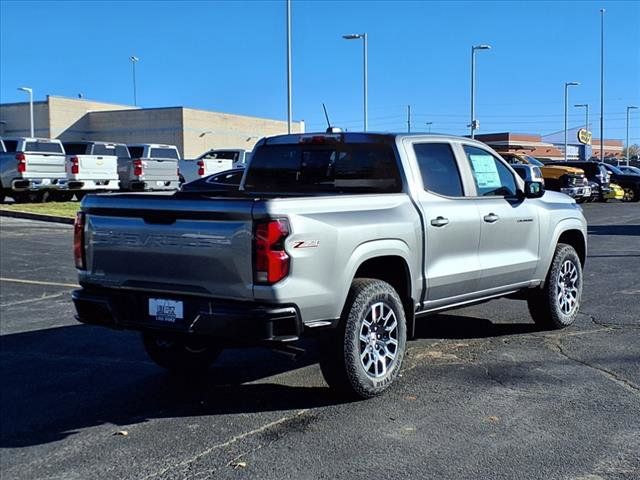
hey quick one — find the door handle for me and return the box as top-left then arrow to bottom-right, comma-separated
483,213 -> 499,223
430,216 -> 450,227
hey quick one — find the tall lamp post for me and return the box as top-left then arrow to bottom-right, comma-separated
342,33 -> 368,131
599,8 -> 605,162
574,104 -> 589,132
130,56 -> 139,106
564,82 -> 580,161
470,44 -> 491,138
17,87 -> 34,137
286,0 -> 292,134
626,106 -> 638,166
425,121 -> 433,133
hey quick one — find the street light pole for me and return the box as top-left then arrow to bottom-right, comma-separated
574,103 -> 589,132
130,56 -> 139,106
426,122 -> 433,133
626,106 -> 638,167
600,8 -> 605,162
17,87 -> 34,137
470,44 -> 491,139
286,0 -> 292,134
342,33 -> 368,131
564,82 -> 580,161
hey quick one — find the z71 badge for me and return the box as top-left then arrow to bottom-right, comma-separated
293,240 -> 320,249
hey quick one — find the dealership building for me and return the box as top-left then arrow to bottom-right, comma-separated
0,96 -> 304,158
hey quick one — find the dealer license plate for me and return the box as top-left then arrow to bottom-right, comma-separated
148,298 -> 183,323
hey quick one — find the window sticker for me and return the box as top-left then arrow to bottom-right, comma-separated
469,154 -> 501,188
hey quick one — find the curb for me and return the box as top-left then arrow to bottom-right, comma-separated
0,209 -> 74,225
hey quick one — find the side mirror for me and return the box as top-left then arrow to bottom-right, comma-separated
523,181 -> 545,199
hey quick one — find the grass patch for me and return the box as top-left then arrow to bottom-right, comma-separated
0,202 -> 80,218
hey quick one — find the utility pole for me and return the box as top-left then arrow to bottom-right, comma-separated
600,8 -> 605,162
407,105 -> 411,133
627,106 -> 638,167
130,56 -> 139,106
286,0 -> 292,134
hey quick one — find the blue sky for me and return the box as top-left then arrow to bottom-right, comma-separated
1,0 -> 639,140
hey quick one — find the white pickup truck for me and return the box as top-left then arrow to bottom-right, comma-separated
178,149 -> 251,185
0,137 -> 67,202
119,144 -> 180,191
62,141 -> 127,199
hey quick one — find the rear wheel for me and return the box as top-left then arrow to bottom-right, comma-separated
622,186 -> 638,202
527,243 -> 582,329
142,332 -> 222,374
319,279 -> 407,398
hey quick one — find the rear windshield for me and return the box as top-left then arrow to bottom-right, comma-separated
127,146 -> 144,158
150,148 -> 179,160
92,144 -> 130,157
202,151 -> 239,161
63,143 -> 91,155
25,141 -> 63,154
3,140 -> 18,152
244,142 -> 402,194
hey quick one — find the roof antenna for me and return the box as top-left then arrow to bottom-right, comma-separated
323,103 -> 342,133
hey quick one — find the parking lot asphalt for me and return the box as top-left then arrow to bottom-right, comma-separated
1,203 -> 639,480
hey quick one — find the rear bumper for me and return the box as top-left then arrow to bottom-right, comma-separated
72,287 -> 303,344
11,177 -> 66,191
67,179 -> 119,191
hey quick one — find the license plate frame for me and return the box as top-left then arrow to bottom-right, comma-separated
148,298 -> 184,323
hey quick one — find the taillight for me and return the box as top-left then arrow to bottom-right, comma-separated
16,152 -> 26,173
254,219 -> 290,284
133,159 -> 143,177
197,160 -> 205,176
73,212 -> 86,270
70,156 -> 80,175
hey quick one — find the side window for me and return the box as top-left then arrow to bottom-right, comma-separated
463,145 -> 517,197
413,143 -> 464,197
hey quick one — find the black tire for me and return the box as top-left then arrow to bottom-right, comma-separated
575,197 -> 586,204
142,332 -> 222,374
12,190 -> 48,203
319,278 -> 407,399
52,191 -> 73,202
527,243 -> 582,330
621,186 -> 639,202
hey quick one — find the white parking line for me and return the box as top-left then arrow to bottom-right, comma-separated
0,292 -> 66,308
0,277 -> 79,288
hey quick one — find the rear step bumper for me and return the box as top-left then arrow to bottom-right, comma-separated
72,288 -> 303,343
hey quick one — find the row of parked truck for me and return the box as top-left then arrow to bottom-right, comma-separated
0,136 -> 251,202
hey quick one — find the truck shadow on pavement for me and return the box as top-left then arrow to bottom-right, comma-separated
1,313 -> 540,448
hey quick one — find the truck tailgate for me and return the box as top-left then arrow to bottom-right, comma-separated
25,153 -> 66,179
144,159 -> 179,182
74,155 -> 118,179
82,195 -> 255,300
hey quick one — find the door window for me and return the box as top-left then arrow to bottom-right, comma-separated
463,145 -> 517,197
413,143 -> 464,197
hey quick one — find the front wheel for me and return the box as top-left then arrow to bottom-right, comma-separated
319,279 -> 407,399
142,332 -> 222,374
527,243 -> 583,329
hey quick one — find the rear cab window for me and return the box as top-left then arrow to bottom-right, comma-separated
463,145 -> 517,197
127,146 -> 144,159
25,141 -> 64,154
63,143 -> 91,155
244,140 -> 401,194
150,148 -> 179,160
413,142 -> 464,197
3,140 -> 18,152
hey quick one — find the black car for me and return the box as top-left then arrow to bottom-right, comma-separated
544,161 -> 611,201
180,167 -> 244,193
600,163 -> 640,202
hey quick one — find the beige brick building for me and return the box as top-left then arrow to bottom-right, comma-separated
0,96 -> 304,158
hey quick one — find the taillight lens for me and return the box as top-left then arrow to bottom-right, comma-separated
254,219 -> 290,284
74,212 -> 86,270
197,160 -> 205,176
70,156 -> 79,174
133,159 -> 143,177
16,152 -> 26,173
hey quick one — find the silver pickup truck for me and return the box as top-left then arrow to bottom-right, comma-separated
0,137 -> 67,202
72,132 -> 587,398
119,144 -> 180,191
